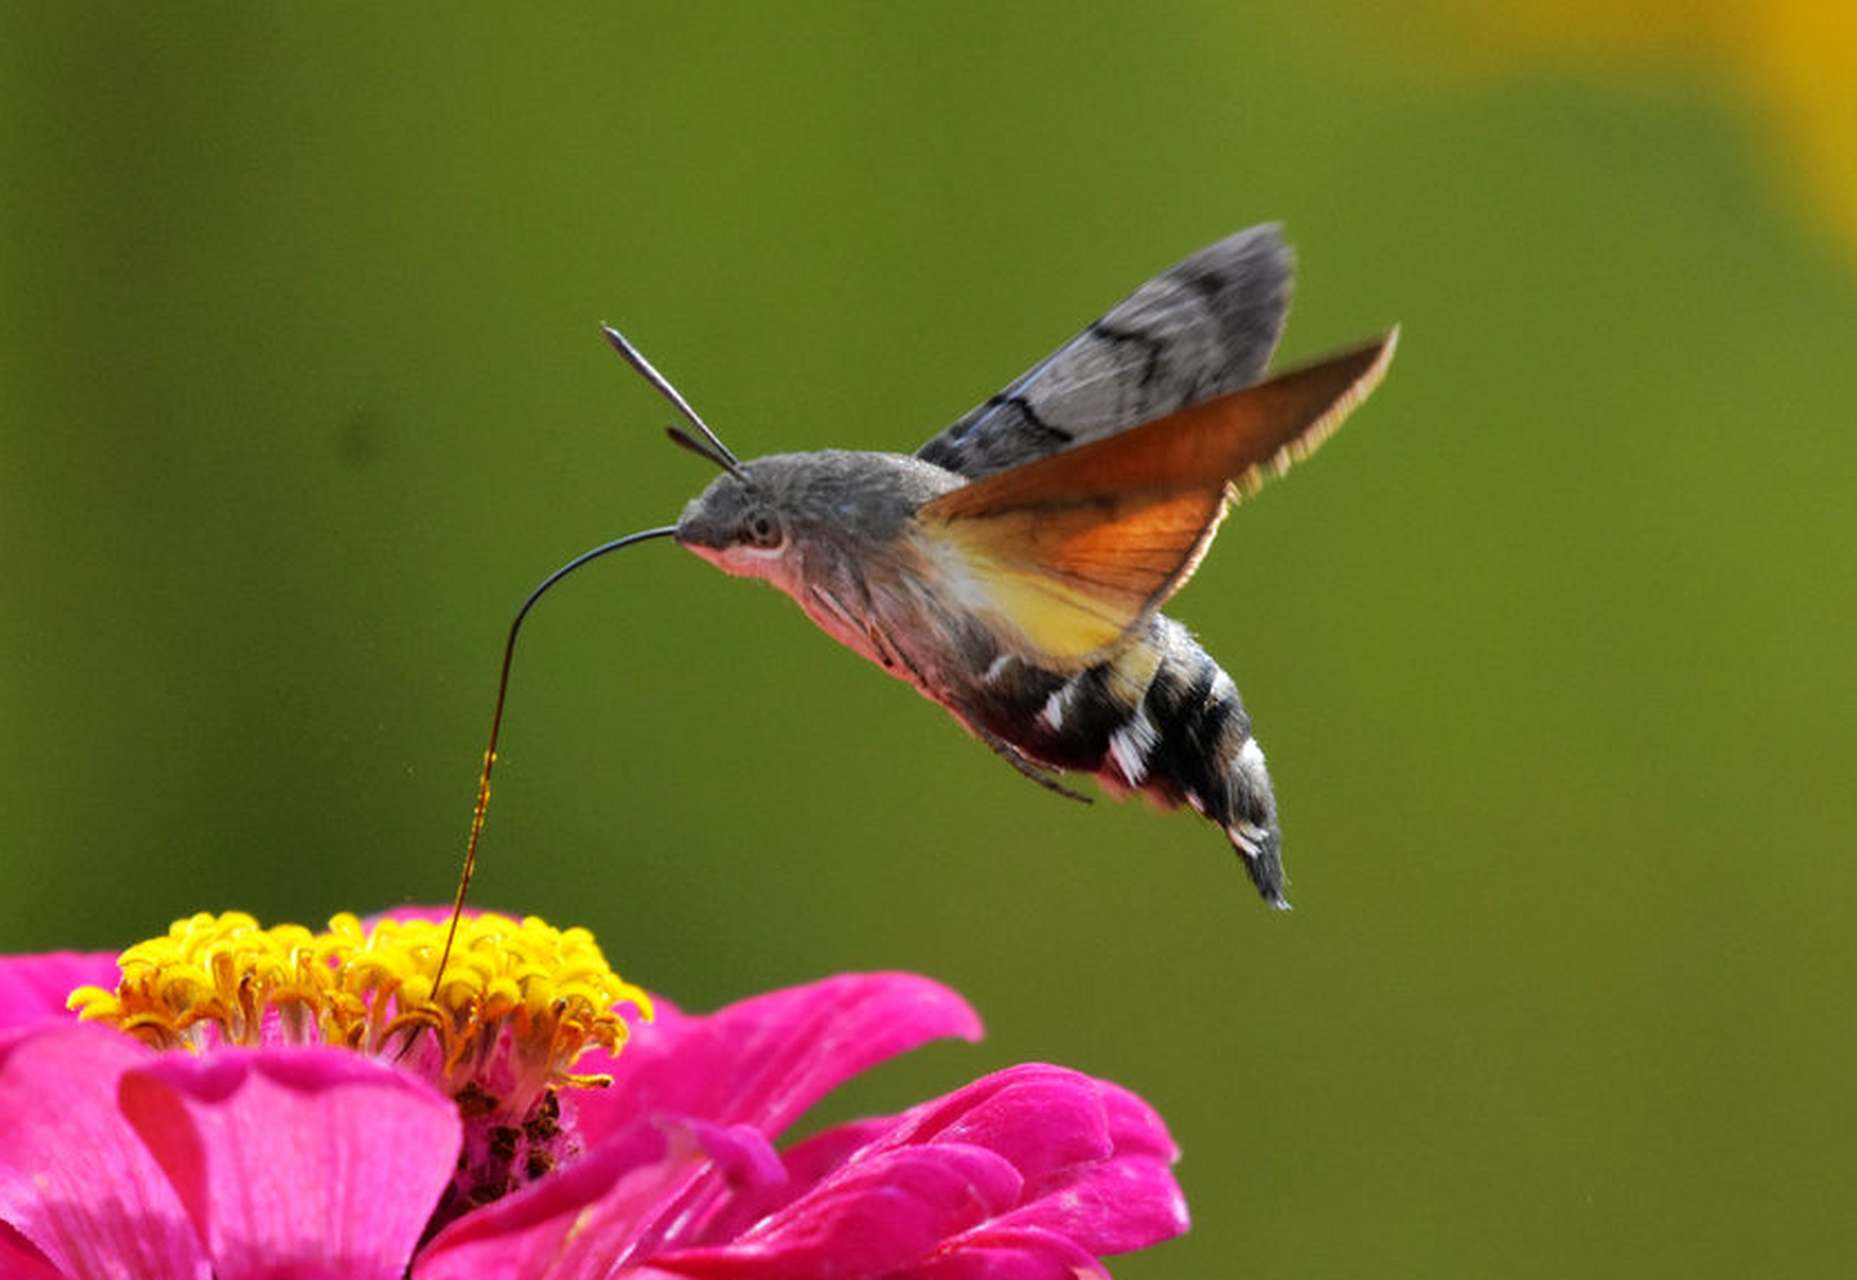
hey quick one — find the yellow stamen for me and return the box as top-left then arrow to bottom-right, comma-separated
68,910 -> 652,1093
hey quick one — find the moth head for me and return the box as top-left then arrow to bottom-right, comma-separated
674,459 -> 791,576
675,450 -> 952,586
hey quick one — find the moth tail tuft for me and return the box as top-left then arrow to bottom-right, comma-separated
1227,817 -> 1288,908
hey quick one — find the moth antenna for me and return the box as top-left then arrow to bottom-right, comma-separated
600,324 -> 747,476
433,524 -> 680,992
665,424 -> 750,480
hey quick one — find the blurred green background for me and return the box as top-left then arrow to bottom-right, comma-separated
4,4 -> 1854,1277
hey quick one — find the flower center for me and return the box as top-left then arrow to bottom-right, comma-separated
69,910 -> 652,1229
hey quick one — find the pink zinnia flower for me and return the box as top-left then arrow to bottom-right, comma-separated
0,910 -> 1188,1279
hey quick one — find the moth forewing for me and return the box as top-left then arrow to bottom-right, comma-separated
917,225 -> 1296,479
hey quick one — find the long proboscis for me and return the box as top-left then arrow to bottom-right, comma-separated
433,524 -> 679,990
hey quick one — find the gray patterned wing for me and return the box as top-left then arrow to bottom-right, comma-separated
917,224 -> 1294,479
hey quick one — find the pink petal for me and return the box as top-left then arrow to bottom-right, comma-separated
0,952 -> 121,1031
981,1151 -> 1188,1257
362,904 -> 454,924
893,1068 -> 1187,1258
0,1023 -> 205,1280
696,1115 -> 895,1240
690,1105 -> 992,1251
414,1123 -> 710,1280
0,1223 -> 66,1280
590,1118 -> 792,1262
1094,1079 -> 1179,1163
887,1065 -> 1118,1178
425,973 -> 979,1271
659,1144 -> 1024,1280
678,1119 -> 788,1202
911,1224 -> 1106,1280
360,904 -> 490,927
673,1065 -> 1187,1280
118,1047 -> 460,1280
574,973 -> 982,1148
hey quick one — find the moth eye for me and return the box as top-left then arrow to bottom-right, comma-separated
743,511 -> 783,548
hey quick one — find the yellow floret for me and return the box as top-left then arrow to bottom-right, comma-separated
68,910 -> 652,1093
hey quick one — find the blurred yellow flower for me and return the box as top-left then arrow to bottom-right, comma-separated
1437,0 -> 1857,266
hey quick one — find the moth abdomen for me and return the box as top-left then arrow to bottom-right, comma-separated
1137,622 -> 1285,906
962,617 -> 1286,906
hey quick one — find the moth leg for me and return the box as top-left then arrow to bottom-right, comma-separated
970,723 -> 1093,804
867,623 -> 917,680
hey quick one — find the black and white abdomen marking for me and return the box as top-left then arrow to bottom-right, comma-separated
961,616 -> 1287,906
